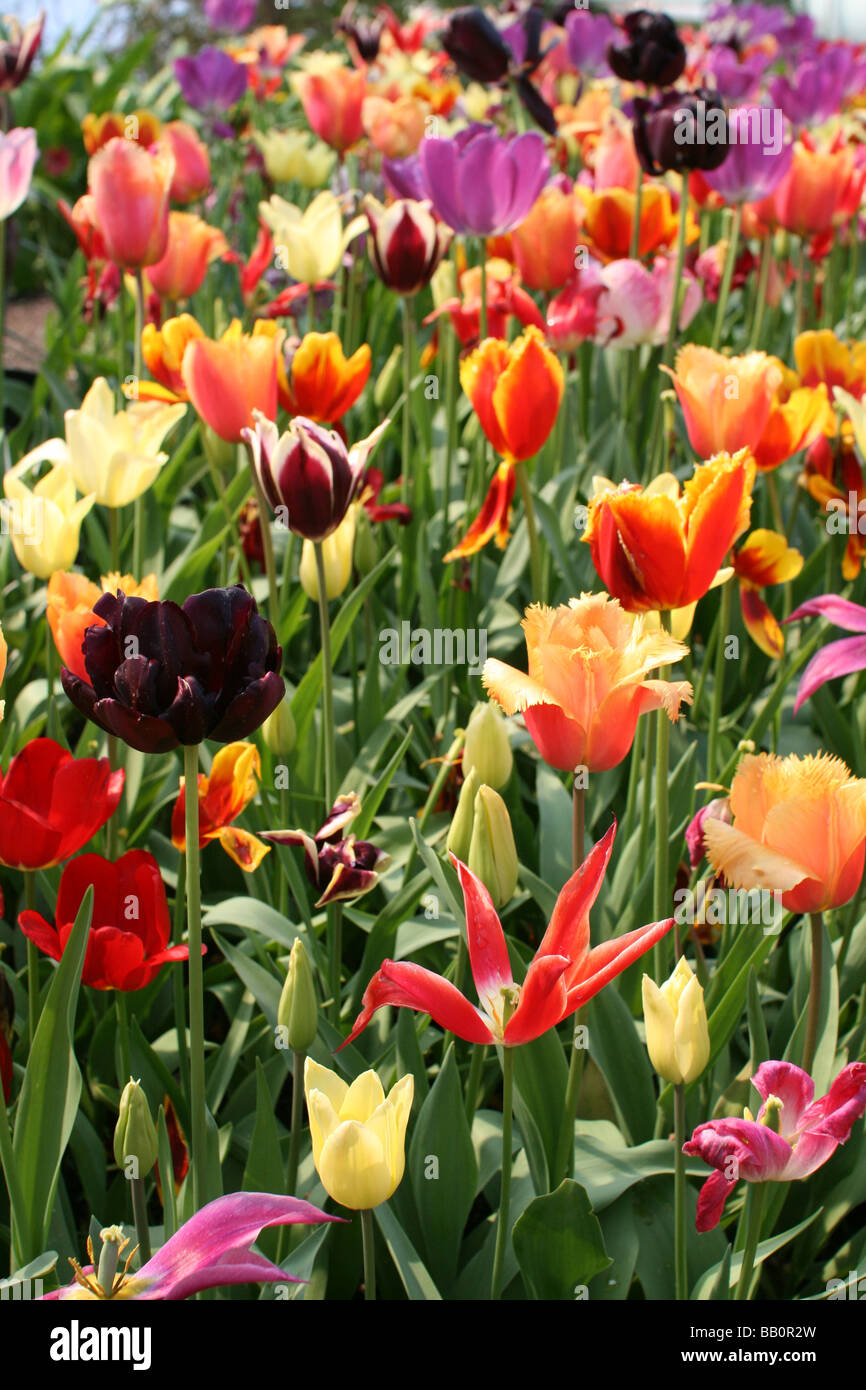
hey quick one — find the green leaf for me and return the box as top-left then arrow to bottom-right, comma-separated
747,965 -> 769,1074
156,1106 -> 178,1241
212,931 -> 282,1028
408,1044 -> 477,1293
586,987 -> 656,1145
513,1180 -> 611,1299
374,1200 -> 442,1300
692,1210 -> 822,1299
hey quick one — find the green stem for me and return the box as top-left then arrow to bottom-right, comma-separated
653,613 -> 672,980
314,541 -> 336,811
553,1019 -> 585,1186
183,743 -> 207,1211
285,1050 -> 305,1196
24,873 -> 38,1047
464,1042 -> 486,1121
652,184 -> 690,471
514,461 -> 543,600
802,912 -> 824,1076
490,1045 -> 515,1300
361,1207 -> 376,1300
572,776 -> 585,872
734,1182 -> 766,1300
249,446 -> 280,632
711,204 -> 742,353
674,1083 -> 688,1300
749,236 -> 772,350
307,284 -> 316,335
172,853 -> 190,1096
401,297 -> 414,513
116,992 -> 131,1089
706,579 -> 733,782
130,1176 -> 152,1265
628,166 -> 643,261
403,730 -> 465,885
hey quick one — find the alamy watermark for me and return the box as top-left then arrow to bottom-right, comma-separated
674,101 -> 784,158
674,884 -> 784,935
379,622 -> 488,676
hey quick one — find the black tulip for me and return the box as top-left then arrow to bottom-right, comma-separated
607,9 -> 686,88
631,88 -> 729,176
442,6 -> 512,84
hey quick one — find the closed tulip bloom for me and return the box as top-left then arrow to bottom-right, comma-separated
0,126 -> 38,220
292,63 -> 366,154
259,190 -> 366,283
511,184 -> 580,293
62,377 -> 186,507
361,94 -> 425,159
483,594 -> 691,773
47,570 -> 159,682
0,13 -> 44,92
171,740 -> 269,872
161,120 -> 210,203
299,506 -> 357,601
412,124 -> 550,236
441,6 -> 511,83
60,585 -> 284,755
703,105 -> 793,205
461,325 -> 564,462
252,128 -> 335,187
278,939 -> 318,1053
140,313 -> 205,401
2,455 -> 94,579
183,322 -> 279,442
146,213 -> 228,302
363,196 -> 452,296
584,451 -> 755,612
467,785 -> 519,910
752,141 -> 865,238
642,957 -> 710,1086
662,346 -> 783,459
632,89 -> 729,177
462,701 -> 513,790
114,1079 -> 159,1178
305,1060 -> 413,1210
0,737 -> 123,870
275,331 -> 371,421
607,9 -> 686,87
81,110 -> 162,155
703,751 -> 866,916
88,137 -> 175,269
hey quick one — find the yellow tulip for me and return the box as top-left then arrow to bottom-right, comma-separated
299,505 -> 357,601
260,190 -> 367,284
2,456 -> 95,580
63,377 -> 187,507
305,1059 -> 413,1210
641,957 -> 710,1086
252,129 -> 335,188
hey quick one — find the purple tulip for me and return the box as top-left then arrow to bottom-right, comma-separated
701,44 -> 768,102
262,792 -> 391,907
42,1192 -> 340,1300
204,0 -> 257,31
786,595 -> 866,714
703,105 -> 792,204
565,9 -> 615,78
174,46 -> 248,112
769,46 -> 862,127
706,3 -> 814,54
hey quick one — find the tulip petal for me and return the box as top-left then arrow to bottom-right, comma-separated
535,821 -> 616,967
702,819 -> 809,894
342,959 -> 494,1048
452,855 -> 513,1018
504,952 -> 570,1045
568,914 -> 675,1010
694,1170 -> 736,1232
751,1060 -> 813,1139
791,634 -> 866,713
787,594 -> 866,633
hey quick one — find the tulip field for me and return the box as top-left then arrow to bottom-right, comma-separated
3,0 -> 866,1336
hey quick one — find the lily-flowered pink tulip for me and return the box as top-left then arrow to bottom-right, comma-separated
786,594 -> 866,714
343,822 -> 673,1048
42,1192 -> 339,1300
684,1060 -> 866,1232
0,126 -> 37,220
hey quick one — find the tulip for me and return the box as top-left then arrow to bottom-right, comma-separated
278,939 -> 318,1053
703,105 -> 793,205
632,88 -> 729,177
47,570 -> 158,683
114,1079 -> 159,1178
446,765 -> 480,862
88,137 -> 174,269
444,459 -> 516,560
138,312 -> 204,402
146,212 -> 227,302
183,321 -> 279,442
346,822 -> 674,1048
511,184 -> 580,293
565,8 -> 615,77
363,196 -> 452,296
751,140 -> 865,239
584,450 -> 755,612
685,796 -> 733,871
642,957 -> 710,1086
0,126 -> 37,220
174,47 -> 248,113
58,192 -> 107,263
425,259 -> 545,350
259,189 -> 367,284
684,1060 -> 866,1231
462,701 -> 513,790
243,411 -> 387,543
43,1192 -> 339,1300
204,0 -> 257,33
171,741 -> 269,872
60,376 -> 186,506
460,325 -> 564,463
0,12 -> 44,91
361,94 -> 425,160
262,793 -> 390,908
442,7 -> 511,83
81,109 -> 162,154
733,528 -> 803,659
607,9 -> 686,87
305,1059 -> 413,1210
702,751 -> 866,915
274,331 -> 371,421
299,505 -> 357,601
161,121 -> 211,203
769,46 -> 858,127
575,181 -> 697,263
292,62 -> 366,154
261,691 -> 296,756
662,346 -> 782,460
483,594 -> 692,773
60,585 -> 284,755
252,128 -> 335,187
468,785 -> 518,910
787,593 -> 866,715
0,737 -> 123,870
19,849 -> 197,990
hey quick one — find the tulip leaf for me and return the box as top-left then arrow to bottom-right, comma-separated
156,1106 -> 178,1241
511,1006 -> 568,1180
513,1180 -> 611,1300
11,885 -> 93,1266
785,918 -> 838,1096
242,1062 -> 287,1261
512,1088 -> 550,1197
585,986 -> 656,1146
212,930 -> 282,1029
591,1193 -> 639,1301
536,763 -> 572,894
408,1044 -> 477,1293
691,1209 -> 822,1299
747,965 -> 769,1074
374,1200 -> 442,1300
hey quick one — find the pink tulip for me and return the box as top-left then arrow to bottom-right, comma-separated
162,119 -> 211,203
88,136 -> 175,269
786,594 -> 866,713
0,126 -> 37,221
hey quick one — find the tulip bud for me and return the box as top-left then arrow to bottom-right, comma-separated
113,1078 -> 159,1179
261,691 -> 296,756
462,702 -> 513,790
607,10 -> 686,87
442,6 -> 512,84
641,957 -> 710,1086
447,764 -> 480,861
353,504 -> 379,576
374,342 -> 403,412
468,785 -> 519,910
299,506 -> 357,600
632,88 -> 728,177
278,938 -> 318,1052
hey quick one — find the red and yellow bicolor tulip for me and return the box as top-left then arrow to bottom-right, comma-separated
483,593 -> 692,773
139,314 -> 203,402
137,318 -> 281,441
82,109 -> 161,154
253,327 -> 370,423
732,529 -> 803,659
171,741 -> 269,872
291,61 -> 367,155
510,184 -> 581,292
584,450 -> 755,612
47,570 -> 159,683
799,420 -> 866,581
575,181 -> 698,263
794,329 -> 866,409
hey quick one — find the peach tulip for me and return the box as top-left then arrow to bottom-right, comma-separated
161,121 -> 211,203
511,184 -> 580,292
293,63 -> 366,154
183,320 -> 280,442
147,212 -> 228,301
88,137 -> 174,269
662,346 -> 783,459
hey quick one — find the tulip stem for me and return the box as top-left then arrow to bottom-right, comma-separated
490,1045 -> 515,1300
130,1176 -> 152,1266
628,167 -> 643,261
479,243 -> 488,343
734,1181 -> 765,1300
673,1082 -> 688,1300
132,269 -> 145,579
24,872 -> 39,1047
183,743 -> 207,1212
554,1019 -> 585,1187
711,204 -> 741,353
285,1050 -> 305,1198
653,614 -> 672,980
623,715 -> 644,847
464,1042 -> 486,1121
172,852 -> 190,1096
514,461 -> 543,600
571,778 -> 585,872
313,541 -> 337,811
706,578 -> 733,782
802,912 -> 824,1076
749,237 -> 773,350
116,991 -> 131,1090
361,1207 -> 376,1300
249,449 -> 280,635
652,181 -> 691,472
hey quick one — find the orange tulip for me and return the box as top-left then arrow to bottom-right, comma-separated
751,140 -> 866,238
444,461 -> 515,561
293,64 -> 366,154
584,450 -> 756,612
510,185 -> 580,292
183,320 -> 280,442
260,329 -> 371,422
82,110 -> 161,155
171,741 -> 269,872
799,424 -> 866,581
575,182 -> 698,263
139,313 -> 204,402
794,330 -> 866,400
161,120 -> 211,203
361,94 -> 425,158
460,325 -> 564,463
88,137 -> 174,269
483,594 -> 692,773
732,529 -> 804,659
147,213 -> 228,302
47,570 -> 159,683
703,752 -> 866,915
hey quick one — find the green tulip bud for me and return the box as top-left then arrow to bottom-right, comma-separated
113,1078 -> 158,1180
278,938 -> 318,1052
262,693 -> 296,756
353,503 -> 379,576
463,702 -> 513,790
446,764 -> 480,862
374,343 -> 403,412
468,785 -> 519,909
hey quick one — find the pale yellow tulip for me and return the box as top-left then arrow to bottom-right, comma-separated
305,1059 -> 413,1210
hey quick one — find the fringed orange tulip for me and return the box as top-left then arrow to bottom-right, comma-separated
262,329 -> 371,422
732,529 -> 804,659
147,212 -> 228,302
182,321 -> 280,443
47,570 -> 159,683
459,326 -> 564,463
575,182 -> 698,263
510,185 -> 580,292
171,741 -> 269,872
703,752 -> 866,915
584,450 -> 755,612
444,462 -> 515,561
483,593 -> 692,773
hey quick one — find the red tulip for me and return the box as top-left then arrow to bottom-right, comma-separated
0,738 -> 123,871
88,137 -> 174,270
19,850 -> 199,991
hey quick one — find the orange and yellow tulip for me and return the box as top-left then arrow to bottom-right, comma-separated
139,313 -> 204,402
182,321 -> 280,443
361,93 -> 425,158
171,741 -> 269,872
257,328 -> 370,423
510,184 -> 580,292
732,529 -> 803,659
459,325 -> 564,463
147,213 -> 228,302
663,346 -> 782,459
794,329 -> 866,403
575,182 -> 697,263
82,109 -> 161,154
47,570 -> 159,683
483,593 -> 692,773
751,140 -> 866,239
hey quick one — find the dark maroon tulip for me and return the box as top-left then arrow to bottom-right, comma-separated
607,9 -> 686,88
0,12 -> 44,91
363,195 -> 452,296
442,6 -> 512,84
60,586 -> 284,755
243,412 -> 388,543
632,88 -> 729,176
336,3 -> 383,63
262,793 -> 390,907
